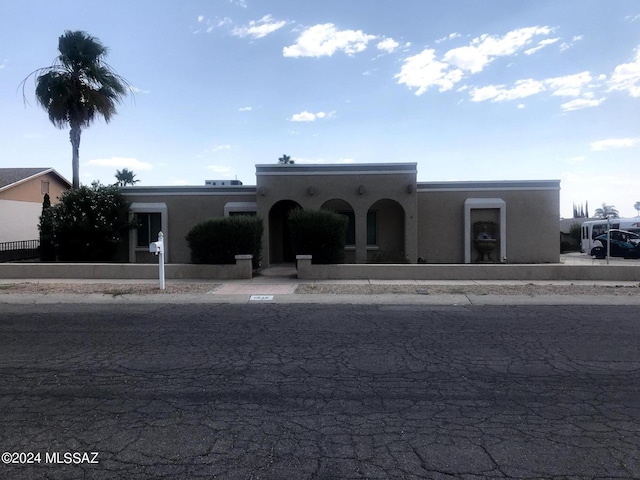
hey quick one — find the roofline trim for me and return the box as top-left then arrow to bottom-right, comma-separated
0,168 -> 71,193
417,180 -> 560,192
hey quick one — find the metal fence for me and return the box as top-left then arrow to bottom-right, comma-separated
0,240 -> 40,262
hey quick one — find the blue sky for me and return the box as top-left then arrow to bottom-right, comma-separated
1,0 -> 639,218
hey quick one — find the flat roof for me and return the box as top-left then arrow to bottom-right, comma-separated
121,185 -> 257,196
256,163 -> 417,175
417,180 -> 560,192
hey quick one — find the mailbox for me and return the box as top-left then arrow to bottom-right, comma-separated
149,241 -> 162,255
149,232 -> 165,290
149,232 -> 164,255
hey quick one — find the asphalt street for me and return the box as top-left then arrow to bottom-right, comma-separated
1,303 -> 639,479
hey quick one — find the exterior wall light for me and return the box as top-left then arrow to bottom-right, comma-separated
358,185 -> 365,195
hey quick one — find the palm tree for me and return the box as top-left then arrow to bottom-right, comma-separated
115,168 -> 139,187
25,31 -> 130,188
634,201 -> 640,217
278,154 -> 294,164
593,203 -> 619,218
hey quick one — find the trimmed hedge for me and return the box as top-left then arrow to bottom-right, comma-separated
186,216 -> 263,269
288,209 -> 347,264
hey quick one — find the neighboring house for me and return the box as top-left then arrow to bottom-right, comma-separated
121,163 -> 560,265
0,168 -> 71,243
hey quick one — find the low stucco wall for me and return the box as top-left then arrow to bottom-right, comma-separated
0,256 -> 253,280
296,257 -> 640,281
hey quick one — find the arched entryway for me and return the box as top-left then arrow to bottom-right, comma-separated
321,198 -> 355,263
367,199 -> 406,263
269,200 -> 302,264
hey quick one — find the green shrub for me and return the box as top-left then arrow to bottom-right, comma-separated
44,183 -> 133,261
186,216 -> 263,269
288,209 -> 347,264
39,193 -> 56,261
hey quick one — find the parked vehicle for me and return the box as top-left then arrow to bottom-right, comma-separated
590,229 -> 640,259
581,218 -> 640,253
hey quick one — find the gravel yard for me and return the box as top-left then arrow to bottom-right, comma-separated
295,283 -> 640,296
0,282 -> 219,295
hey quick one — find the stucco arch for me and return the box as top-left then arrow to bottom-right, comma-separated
367,199 -> 406,263
268,199 -> 302,264
321,198 -> 356,263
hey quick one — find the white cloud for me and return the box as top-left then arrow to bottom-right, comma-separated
560,97 -> 604,112
443,26 -> 551,73
129,85 -> 151,94
228,0 -> 246,7
397,26 -> 552,95
395,49 -> 463,95
377,37 -> 400,53
232,14 -> 286,39
590,138 -> 640,151
87,157 -> 153,171
283,24 -> 376,58
212,144 -> 231,151
546,71 -> 592,96
194,16 -> 232,34
470,71 -> 600,108
470,79 -> 545,102
608,46 -> 640,97
524,38 -> 560,55
435,33 -> 461,44
290,110 -> 335,122
238,106 -> 252,112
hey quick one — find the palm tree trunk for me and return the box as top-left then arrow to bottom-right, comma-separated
69,125 -> 81,188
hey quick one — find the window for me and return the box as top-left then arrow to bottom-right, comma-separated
229,211 -> 256,217
41,180 -> 50,194
136,212 -> 162,247
338,211 -> 355,246
367,211 -> 377,245
224,202 -> 257,217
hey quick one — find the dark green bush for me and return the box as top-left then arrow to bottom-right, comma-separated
43,183 -> 133,261
186,216 -> 263,269
288,209 -> 347,264
39,193 -> 56,261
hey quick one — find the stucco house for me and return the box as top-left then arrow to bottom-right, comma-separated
121,163 -> 560,266
0,168 -> 70,244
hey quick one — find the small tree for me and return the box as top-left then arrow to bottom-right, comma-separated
594,203 -> 619,218
39,193 -> 56,261
278,154 -> 294,164
115,168 -> 139,186
288,209 -> 347,264
635,201 -> 640,217
48,182 -> 134,261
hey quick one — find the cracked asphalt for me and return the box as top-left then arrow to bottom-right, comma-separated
1,303 -> 639,479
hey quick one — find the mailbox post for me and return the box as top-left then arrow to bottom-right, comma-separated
149,231 -> 165,290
